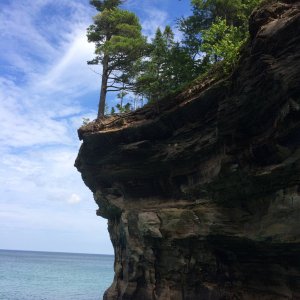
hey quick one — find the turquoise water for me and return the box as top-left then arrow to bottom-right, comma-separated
0,249 -> 114,300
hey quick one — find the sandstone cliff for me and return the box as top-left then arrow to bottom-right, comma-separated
75,1 -> 300,299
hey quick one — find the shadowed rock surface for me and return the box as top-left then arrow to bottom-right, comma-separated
75,1 -> 300,299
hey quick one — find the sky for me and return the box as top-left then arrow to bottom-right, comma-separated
0,0 -> 191,255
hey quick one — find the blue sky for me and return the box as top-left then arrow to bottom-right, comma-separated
0,0 -> 191,254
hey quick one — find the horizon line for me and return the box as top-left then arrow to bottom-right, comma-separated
0,248 -> 114,256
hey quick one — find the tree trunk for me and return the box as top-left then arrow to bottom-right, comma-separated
98,54 -> 109,118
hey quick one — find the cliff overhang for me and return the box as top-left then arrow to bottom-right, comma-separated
76,1 -> 300,299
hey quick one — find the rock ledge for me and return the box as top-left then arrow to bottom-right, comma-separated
76,2 -> 300,299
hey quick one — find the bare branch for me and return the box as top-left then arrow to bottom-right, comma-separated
87,66 -> 102,76
107,88 -> 122,92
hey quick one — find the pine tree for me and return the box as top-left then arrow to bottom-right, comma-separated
135,26 -> 196,102
87,0 -> 146,118
178,0 -> 261,66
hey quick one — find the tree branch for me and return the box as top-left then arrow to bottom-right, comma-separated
88,66 -> 102,76
107,88 -> 123,92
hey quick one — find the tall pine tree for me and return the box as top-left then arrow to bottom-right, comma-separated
87,0 -> 146,118
135,26 -> 196,102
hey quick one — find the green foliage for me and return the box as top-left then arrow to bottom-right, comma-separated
87,8 -> 146,67
116,102 -> 131,113
135,26 -> 196,102
110,91 -> 133,114
178,0 -> 261,75
201,18 -> 247,72
87,1 -> 146,117
116,90 -> 128,110
117,91 -> 128,99
191,0 -> 260,27
89,0 -> 123,11
82,117 -> 90,125
85,0 -> 264,117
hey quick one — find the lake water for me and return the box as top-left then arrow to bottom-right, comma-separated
0,249 -> 114,300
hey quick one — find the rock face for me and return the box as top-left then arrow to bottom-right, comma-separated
75,2 -> 300,299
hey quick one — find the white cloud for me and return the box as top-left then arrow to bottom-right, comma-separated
37,29 -> 100,95
0,0 -> 100,148
141,8 -> 169,40
68,193 -> 81,204
124,1 -> 183,42
0,1 -> 59,73
0,0 -> 110,253
0,0 -> 189,254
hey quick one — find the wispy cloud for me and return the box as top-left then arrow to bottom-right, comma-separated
0,0 -> 191,254
0,0 -> 111,253
0,0 -> 101,148
124,0 -> 185,42
141,8 -> 169,39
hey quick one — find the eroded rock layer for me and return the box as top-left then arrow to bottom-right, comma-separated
75,1 -> 300,299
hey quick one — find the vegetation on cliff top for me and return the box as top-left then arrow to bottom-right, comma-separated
87,0 -> 262,118
87,0 -> 146,118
